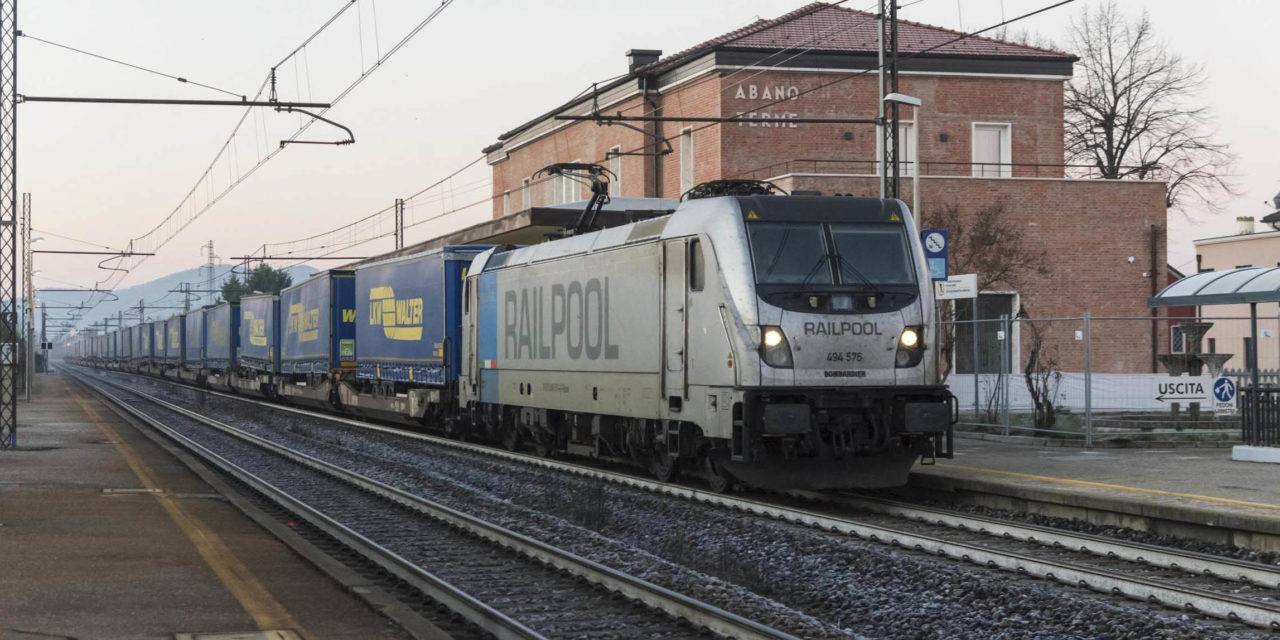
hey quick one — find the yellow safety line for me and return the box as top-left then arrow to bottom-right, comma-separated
935,463 -> 1280,512
68,380 -> 315,639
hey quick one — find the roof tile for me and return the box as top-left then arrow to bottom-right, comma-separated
637,1 -> 1073,74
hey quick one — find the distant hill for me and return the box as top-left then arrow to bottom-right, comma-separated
40,263 -> 317,338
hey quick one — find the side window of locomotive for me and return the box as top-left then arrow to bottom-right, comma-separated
463,279 -> 470,313
689,239 -> 704,292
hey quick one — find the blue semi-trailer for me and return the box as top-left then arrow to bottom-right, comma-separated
277,269 -> 356,408
336,246 -> 489,422
233,293 -> 279,397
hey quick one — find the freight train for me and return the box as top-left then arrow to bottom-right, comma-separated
66,184 -> 954,490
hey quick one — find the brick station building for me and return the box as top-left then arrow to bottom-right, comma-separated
480,2 -> 1169,374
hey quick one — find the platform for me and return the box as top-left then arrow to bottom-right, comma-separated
909,433 -> 1280,551
0,372 -> 416,640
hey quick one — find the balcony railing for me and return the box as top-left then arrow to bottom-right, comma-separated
734,158 -> 1147,181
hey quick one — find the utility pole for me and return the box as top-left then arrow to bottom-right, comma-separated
1,0 -> 18,449
394,198 -> 405,250
20,191 -> 29,400
880,0 -> 901,200
201,240 -> 216,306
39,301 -> 44,373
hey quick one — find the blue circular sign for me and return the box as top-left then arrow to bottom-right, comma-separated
1213,377 -> 1237,403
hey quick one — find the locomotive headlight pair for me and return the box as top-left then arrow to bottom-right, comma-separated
896,325 -> 925,368
759,326 -> 793,368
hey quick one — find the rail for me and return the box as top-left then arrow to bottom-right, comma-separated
76,367 -> 1280,631
72,368 -> 800,640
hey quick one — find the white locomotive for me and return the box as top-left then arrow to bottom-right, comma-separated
459,179 -> 953,490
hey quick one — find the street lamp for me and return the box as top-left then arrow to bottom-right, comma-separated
883,93 -> 923,214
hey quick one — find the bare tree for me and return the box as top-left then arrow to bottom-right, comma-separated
1018,305 -> 1064,431
1065,2 -> 1236,212
920,200 -> 1049,381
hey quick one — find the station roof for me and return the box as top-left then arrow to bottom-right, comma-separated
1149,266 -> 1280,307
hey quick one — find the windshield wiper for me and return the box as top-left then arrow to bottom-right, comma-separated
797,255 -> 833,287
834,254 -> 882,293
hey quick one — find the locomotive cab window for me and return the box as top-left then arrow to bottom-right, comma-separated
748,223 -> 832,284
829,223 -> 915,285
746,221 -> 915,287
689,239 -> 705,291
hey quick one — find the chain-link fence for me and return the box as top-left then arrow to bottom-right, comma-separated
940,314 -> 1280,445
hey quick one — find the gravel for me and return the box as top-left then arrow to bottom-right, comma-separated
104,371 -> 1269,640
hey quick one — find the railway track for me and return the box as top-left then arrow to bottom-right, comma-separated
70,368 -> 799,640
77,366 -> 1280,632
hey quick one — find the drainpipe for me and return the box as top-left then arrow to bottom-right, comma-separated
1149,223 -> 1161,373
648,90 -> 663,198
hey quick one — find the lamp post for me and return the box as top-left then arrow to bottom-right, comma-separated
883,92 -> 922,213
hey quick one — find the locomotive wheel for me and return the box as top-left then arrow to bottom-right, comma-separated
704,456 -> 735,494
444,418 -> 468,441
501,425 -> 522,452
650,448 -> 678,483
534,437 -> 555,458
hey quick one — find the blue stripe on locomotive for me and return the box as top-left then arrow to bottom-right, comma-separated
205,302 -> 238,370
183,310 -> 205,369
354,246 -> 489,385
239,294 -> 279,373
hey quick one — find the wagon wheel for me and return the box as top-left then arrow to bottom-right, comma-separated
650,446 -> 678,483
533,435 -> 556,459
704,455 -> 735,494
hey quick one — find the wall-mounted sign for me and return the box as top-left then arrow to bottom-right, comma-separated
734,84 -> 802,128
921,229 -> 948,281
935,273 -> 977,300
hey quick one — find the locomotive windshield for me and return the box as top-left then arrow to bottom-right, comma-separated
747,222 -> 916,287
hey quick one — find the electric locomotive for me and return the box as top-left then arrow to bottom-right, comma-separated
458,177 -> 953,490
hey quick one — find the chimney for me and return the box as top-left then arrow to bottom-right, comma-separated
626,49 -> 662,73
1237,216 -> 1255,235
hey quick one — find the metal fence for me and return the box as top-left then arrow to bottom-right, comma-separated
940,314 -> 1280,445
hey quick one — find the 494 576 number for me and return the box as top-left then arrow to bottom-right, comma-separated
826,351 -> 863,363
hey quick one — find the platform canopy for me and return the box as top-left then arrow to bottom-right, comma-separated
1149,266 -> 1280,308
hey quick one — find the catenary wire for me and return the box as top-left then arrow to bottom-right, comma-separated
21,33 -> 244,98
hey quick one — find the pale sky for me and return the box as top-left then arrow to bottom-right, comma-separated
20,0 -> 1280,313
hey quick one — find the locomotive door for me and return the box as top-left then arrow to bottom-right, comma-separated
662,239 -> 688,400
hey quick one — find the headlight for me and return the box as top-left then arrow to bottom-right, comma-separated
759,325 -> 793,368
763,327 -> 784,348
896,325 -> 925,369
899,327 -> 919,348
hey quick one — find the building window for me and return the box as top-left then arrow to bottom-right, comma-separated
521,177 -> 531,210
502,190 -> 511,215
954,293 -> 1016,374
680,128 -> 694,195
972,123 -> 1011,177
1171,325 -> 1188,354
895,122 -> 915,177
608,146 -> 622,197
554,159 -> 582,204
